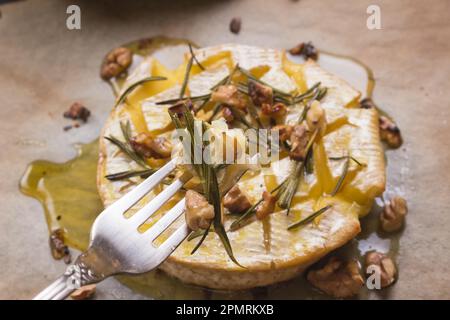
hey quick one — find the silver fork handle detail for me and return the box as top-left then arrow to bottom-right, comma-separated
34,252 -> 104,300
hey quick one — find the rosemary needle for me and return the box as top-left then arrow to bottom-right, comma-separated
287,205 -> 332,230
114,76 -> 167,107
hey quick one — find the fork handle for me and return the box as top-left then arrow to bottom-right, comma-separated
34,251 -> 105,300
33,275 -> 75,300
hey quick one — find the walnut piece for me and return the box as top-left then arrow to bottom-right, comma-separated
272,124 -> 293,142
380,196 -> 408,232
130,133 -> 172,159
307,257 -> 364,298
256,191 -> 276,220
223,185 -> 252,214
185,190 -> 214,231
261,102 -> 287,118
229,17 -> 242,34
365,251 -> 397,288
289,41 -> 318,60
221,106 -> 235,124
168,99 -> 193,117
248,80 -> 273,106
100,47 -> 133,80
70,284 -> 96,300
211,85 -> 247,111
289,124 -> 309,161
49,229 -> 71,264
306,100 -> 326,135
63,102 -> 91,122
379,115 -> 403,148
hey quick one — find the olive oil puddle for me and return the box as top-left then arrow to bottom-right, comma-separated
19,39 -> 400,299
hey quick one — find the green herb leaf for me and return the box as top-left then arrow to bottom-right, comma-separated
188,43 -> 205,70
229,180 -> 287,231
287,205 -> 332,230
104,135 -> 147,168
105,168 -> 156,181
330,155 -> 350,196
114,76 -> 167,107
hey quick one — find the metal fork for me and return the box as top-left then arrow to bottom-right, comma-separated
33,158 -> 189,300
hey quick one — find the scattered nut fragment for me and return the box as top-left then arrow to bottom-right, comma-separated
289,41 -> 318,60
100,47 -> 133,80
272,124 -> 293,142
211,85 -> 247,111
306,100 -> 327,135
261,102 -> 287,118
223,185 -> 252,214
169,99 -> 193,117
221,106 -> 235,124
380,196 -> 408,232
63,102 -> 91,122
360,97 -> 376,109
185,190 -> 215,231
229,17 -> 242,34
379,115 -> 403,148
365,251 -> 397,288
307,257 -> 364,298
70,284 -> 96,300
256,191 -> 277,220
248,80 -> 273,106
49,229 -> 71,263
289,123 -> 309,161
130,133 -> 172,159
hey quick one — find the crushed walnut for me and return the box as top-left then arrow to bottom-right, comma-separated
223,185 -> 252,214
360,97 -> 376,109
261,102 -> 287,118
229,17 -> 242,34
307,257 -> 364,298
289,123 -> 309,161
169,99 -> 193,117
306,100 -> 327,135
256,191 -> 277,220
70,284 -> 96,300
272,124 -> 293,142
130,133 -> 172,159
365,251 -> 397,288
289,41 -> 318,60
380,196 -> 408,232
63,102 -> 90,122
211,85 -> 247,111
248,80 -> 273,106
379,115 -> 403,148
221,106 -> 235,124
185,190 -> 215,231
100,47 -> 133,80
49,229 -> 71,264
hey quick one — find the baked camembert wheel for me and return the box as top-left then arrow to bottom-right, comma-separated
97,44 -> 385,290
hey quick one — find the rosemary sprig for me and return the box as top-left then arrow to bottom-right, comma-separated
179,55 -> 194,99
169,106 -> 242,266
287,205 -> 332,230
188,43 -> 205,71
156,93 -> 210,106
329,154 -> 366,196
276,129 -> 318,213
104,135 -> 147,168
229,181 -> 287,231
114,76 -> 167,107
105,168 -> 156,181
329,155 -> 365,167
238,66 -> 292,98
179,44 -> 205,99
